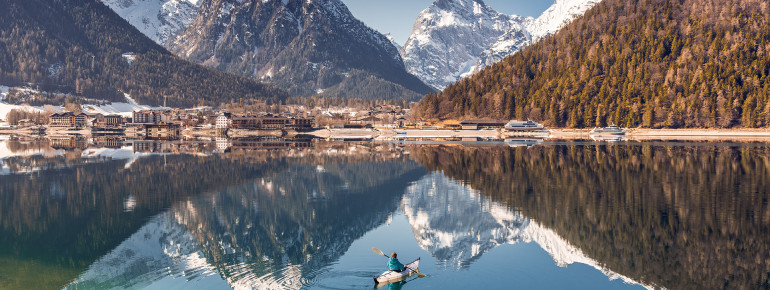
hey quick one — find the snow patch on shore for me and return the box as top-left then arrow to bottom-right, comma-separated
0,85 -> 9,99
0,103 -> 46,122
83,94 -> 167,117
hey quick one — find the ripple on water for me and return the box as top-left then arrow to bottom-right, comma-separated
210,259 -> 385,289
214,261 -> 324,289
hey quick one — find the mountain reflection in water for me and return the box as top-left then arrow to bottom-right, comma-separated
403,172 -> 645,286
0,139 -> 768,289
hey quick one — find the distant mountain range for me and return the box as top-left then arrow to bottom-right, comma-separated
401,0 -> 601,90
103,0 -> 435,101
99,0 -> 600,101
0,0 -> 604,106
0,0 -> 286,107
419,0 -> 770,129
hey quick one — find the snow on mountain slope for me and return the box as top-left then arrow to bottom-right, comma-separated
464,22 -> 530,77
402,172 -> 651,288
527,0 -> 602,42
100,0 -> 199,45
401,0 -> 528,90
406,0 -> 602,87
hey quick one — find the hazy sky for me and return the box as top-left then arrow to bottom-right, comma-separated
342,0 -> 555,45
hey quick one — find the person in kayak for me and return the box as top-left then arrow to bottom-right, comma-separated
387,252 -> 406,272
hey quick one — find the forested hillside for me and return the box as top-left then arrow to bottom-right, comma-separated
419,0 -> 770,128
0,0 -> 286,107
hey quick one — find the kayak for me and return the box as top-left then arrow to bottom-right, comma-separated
373,258 -> 420,284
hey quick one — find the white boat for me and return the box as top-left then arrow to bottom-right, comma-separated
589,124 -> 625,135
374,258 -> 420,284
505,120 -> 547,132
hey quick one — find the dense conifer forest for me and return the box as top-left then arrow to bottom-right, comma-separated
0,0 -> 286,107
419,0 -> 770,128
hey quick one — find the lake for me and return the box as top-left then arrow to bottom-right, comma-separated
0,137 -> 768,289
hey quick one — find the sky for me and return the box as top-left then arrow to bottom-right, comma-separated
342,0 -> 556,45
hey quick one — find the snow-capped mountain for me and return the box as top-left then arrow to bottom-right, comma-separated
402,172 -> 651,287
405,0 -> 602,88
100,0 -> 199,45
401,0 -> 529,90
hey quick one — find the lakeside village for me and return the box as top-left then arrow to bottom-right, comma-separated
1,103 -> 617,143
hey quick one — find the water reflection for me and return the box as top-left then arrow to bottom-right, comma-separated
0,139 -> 768,289
62,142 -> 426,289
411,143 -> 770,289
403,172 -> 646,286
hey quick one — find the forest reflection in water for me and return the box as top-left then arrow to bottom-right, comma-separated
0,138 -> 768,289
411,142 -> 770,289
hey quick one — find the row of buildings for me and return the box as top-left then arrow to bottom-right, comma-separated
49,112 -> 123,128
44,109 -> 315,139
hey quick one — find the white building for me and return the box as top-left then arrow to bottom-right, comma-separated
216,113 -> 232,130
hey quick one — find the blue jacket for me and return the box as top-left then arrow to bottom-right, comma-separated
387,257 -> 405,271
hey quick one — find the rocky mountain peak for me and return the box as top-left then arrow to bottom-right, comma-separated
401,0 -> 522,90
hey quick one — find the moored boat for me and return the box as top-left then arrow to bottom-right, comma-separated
589,124 -> 625,135
374,258 -> 420,285
504,120 -> 547,132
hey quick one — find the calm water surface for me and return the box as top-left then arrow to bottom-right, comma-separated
0,138 -> 768,289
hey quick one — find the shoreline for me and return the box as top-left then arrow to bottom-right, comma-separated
3,127 -> 770,142
303,128 -> 770,142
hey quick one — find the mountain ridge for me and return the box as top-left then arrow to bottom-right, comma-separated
0,0 -> 286,107
106,0 -> 435,100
